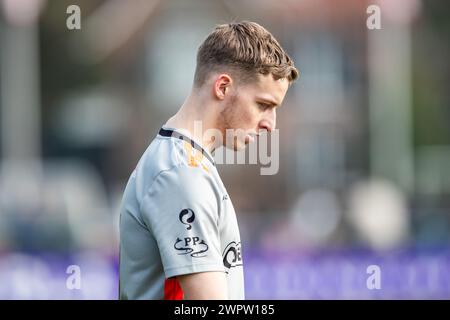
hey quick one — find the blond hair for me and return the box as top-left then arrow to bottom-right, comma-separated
194,21 -> 299,87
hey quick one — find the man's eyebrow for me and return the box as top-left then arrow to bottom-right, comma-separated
256,97 -> 280,107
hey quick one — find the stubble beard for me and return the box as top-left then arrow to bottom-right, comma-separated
219,95 -> 244,151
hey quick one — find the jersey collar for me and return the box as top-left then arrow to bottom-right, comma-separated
158,127 -> 216,166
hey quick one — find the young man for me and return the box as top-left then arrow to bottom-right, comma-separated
119,21 -> 298,300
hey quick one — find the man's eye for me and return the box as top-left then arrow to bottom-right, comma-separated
258,103 -> 270,111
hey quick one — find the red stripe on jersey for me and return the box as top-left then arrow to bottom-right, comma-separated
164,278 -> 183,300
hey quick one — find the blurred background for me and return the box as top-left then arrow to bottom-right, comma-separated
0,0 -> 449,299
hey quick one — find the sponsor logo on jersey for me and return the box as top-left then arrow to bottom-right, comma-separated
222,241 -> 243,272
174,237 -> 209,258
179,208 -> 195,230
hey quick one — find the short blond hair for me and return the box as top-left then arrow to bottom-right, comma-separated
194,21 -> 299,87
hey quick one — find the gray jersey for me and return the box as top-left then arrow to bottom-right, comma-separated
119,127 -> 244,300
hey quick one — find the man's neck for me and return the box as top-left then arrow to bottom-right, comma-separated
165,93 -> 219,154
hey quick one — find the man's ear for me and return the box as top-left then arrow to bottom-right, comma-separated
214,74 -> 233,100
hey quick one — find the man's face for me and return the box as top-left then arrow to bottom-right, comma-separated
219,73 -> 289,151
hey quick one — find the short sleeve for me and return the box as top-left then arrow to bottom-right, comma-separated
140,165 -> 225,278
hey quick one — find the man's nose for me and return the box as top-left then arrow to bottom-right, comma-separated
259,110 -> 276,132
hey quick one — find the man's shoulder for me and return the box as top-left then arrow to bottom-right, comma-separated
140,135 -> 184,172
136,135 -> 217,196
140,135 -> 213,175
